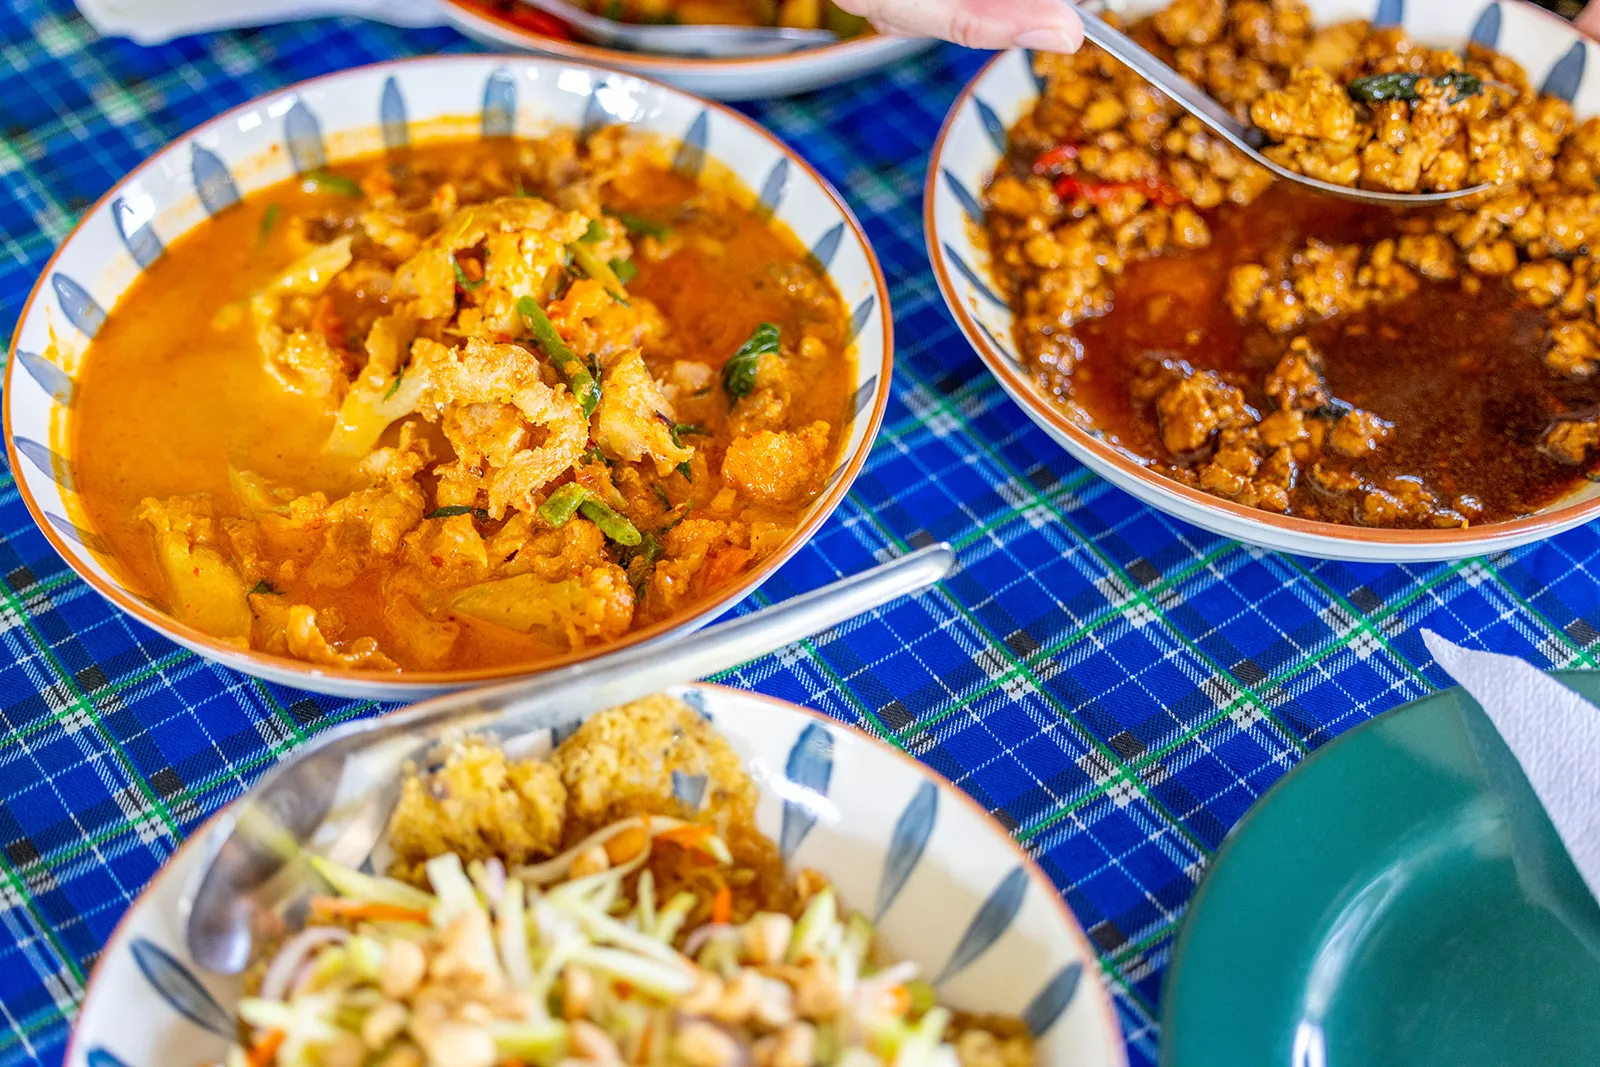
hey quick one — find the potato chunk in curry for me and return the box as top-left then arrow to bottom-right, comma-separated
71,133 -> 857,672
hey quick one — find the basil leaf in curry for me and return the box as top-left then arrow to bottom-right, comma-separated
258,204 -> 280,245
451,255 -> 486,291
610,258 -> 639,284
722,323 -> 781,402
1347,71 -> 1483,105
604,209 -> 672,239
301,169 -> 364,197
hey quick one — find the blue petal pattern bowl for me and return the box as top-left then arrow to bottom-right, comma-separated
4,56 -> 893,700
62,684 -> 1129,1067
926,0 -> 1600,563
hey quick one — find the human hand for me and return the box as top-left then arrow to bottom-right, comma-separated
830,0 -> 1084,53
1579,2 -> 1600,39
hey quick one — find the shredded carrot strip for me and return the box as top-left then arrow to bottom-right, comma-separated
887,985 -> 912,1015
711,885 -> 733,925
247,1029 -> 285,1067
656,824 -> 715,849
308,896 -> 430,924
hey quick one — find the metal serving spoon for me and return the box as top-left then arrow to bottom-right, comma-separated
183,542 -> 954,975
1078,9 -> 1489,206
517,0 -> 836,57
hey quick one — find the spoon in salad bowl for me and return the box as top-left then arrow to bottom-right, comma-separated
512,0 -> 838,57
1077,8 -> 1490,206
183,542 -> 955,975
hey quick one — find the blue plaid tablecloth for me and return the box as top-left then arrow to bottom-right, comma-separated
3,3 -> 1599,1065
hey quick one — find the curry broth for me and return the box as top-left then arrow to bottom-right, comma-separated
71,136 -> 856,672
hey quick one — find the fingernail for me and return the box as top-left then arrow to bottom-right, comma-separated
1014,26 -> 1083,53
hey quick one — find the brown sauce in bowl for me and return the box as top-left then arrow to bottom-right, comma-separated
1058,185 -> 1599,526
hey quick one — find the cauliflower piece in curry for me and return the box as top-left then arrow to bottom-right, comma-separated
592,349 -> 695,474
721,421 -> 834,506
252,235 -> 356,408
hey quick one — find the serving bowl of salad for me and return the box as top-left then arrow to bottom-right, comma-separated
64,687 -> 1126,1067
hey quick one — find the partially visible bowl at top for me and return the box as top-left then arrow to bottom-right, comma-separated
439,0 -> 935,100
927,0 -> 1600,562
4,55 -> 892,700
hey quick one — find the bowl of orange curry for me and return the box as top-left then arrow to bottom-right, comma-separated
929,0 -> 1600,562
5,56 -> 891,698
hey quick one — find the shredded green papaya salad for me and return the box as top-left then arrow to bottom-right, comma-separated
220,695 -> 1036,1067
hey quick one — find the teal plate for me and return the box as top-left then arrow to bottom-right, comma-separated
1163,671 -> 1600,1066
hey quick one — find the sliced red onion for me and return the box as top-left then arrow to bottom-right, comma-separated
681,922 -> 733,958
289,957 -> 319,997
258,926 -> 350,1001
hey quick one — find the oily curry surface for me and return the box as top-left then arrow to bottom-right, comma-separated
72,134 -> 856,673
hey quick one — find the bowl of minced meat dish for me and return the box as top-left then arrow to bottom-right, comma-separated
929,0 -> 1600,561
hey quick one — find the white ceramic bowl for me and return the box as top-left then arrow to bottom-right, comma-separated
438,1 -> 936,101
4,56 -> 892,701
62,683 -> 1128,1067
927,0 -> 1600,562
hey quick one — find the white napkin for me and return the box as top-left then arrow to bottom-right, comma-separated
76,0 -> 448,43
1422,630 -> 1600,905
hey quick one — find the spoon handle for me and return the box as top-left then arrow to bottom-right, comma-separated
400,542 -> 955,736
185,544 -> 955,974
1075,8 -> 1254,147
